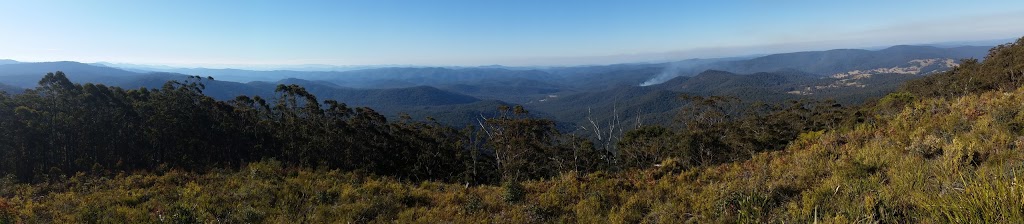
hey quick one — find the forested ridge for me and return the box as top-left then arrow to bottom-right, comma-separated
0,37 -> 1022,223
0,73 -> 599,184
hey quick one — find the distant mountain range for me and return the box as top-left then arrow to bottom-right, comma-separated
0,61 -> 152,88
83,45 -> 988,91
0,61 -> 486,116
0,43 -> 1000,134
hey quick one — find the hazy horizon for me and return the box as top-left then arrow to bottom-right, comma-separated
2,0 -> 1023,68
2,37 -> 1012,72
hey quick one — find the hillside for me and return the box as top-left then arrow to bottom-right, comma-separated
0,82 -> 21,93
654,69 -> 820,102
3,84 -> 1022,223
440,78 -> 566,104
531,85 -> 685,135
245,82 -> 482,115
695,45 -> 990,76
3,38 -> 1021,223
531,67 -> 914,136
546,64 -> 669,91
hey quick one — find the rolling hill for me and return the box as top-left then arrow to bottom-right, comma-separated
0,82 -> 22,94
692,45 -> 990,76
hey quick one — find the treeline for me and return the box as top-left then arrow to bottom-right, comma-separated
617,95 -> 848,169
0,71 -> 858,184
0,73 -> 608,184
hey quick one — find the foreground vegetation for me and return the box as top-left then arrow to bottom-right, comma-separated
1,38 -> 1022,223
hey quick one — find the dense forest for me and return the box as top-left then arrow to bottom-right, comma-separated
0,71 -> 845,185
0,37 -> 1022,223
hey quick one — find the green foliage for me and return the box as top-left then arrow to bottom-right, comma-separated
617,94 -> 847,170
901,37 -> 1024,98
0,199 -> 13,224
502,181 -> 525,203
877,91 -> 915,109
616,126 -> 683,169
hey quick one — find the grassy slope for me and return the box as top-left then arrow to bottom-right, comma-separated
3,85 -> 1022,223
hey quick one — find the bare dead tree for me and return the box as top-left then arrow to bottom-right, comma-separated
577,103 -> 645,165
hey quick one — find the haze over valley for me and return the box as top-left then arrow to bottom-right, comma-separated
0,43 -> 997,131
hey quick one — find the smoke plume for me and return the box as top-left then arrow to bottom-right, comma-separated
639,62 -> 687,86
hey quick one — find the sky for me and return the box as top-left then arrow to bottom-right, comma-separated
1,0 -> 1023,68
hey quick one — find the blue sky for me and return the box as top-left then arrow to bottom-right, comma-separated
1,0 -> 1023,67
